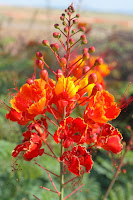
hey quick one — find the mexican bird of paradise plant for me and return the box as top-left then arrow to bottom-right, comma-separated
1,3 -> 133,200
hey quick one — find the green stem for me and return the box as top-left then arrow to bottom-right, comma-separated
103,149 -> 127,200
60,140 -> 64,200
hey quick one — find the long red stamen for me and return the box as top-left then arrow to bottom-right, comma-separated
46,171 -> 60,196
33,194 -> 40,200
35,162 -> 60,177
117,82 -> 133,110
64,183 -> 85,200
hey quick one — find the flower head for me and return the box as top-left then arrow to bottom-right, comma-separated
84,90 -> 121,124
60,146 -> 93,176
53,117 -> 88,148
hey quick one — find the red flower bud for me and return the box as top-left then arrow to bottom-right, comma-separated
83,52 -> 90,60
64,27 -> 69,33
42,40 -> 49,46
72,29 -> 76,34
53,32 -> 61,38
36,59 -> 44,69
88,73 -> 97,84
55,69 -> 63,80
80,26 -> 85,32
76,14 -> 80,18
80,35 -> 86,40
60,15 -> 64,21
50,43 -> 59,52
36,52 -> 43,60
83,66 -> 90,75
73,19 -> 78,24
67,12 -> 71,16
95,58 -> 103,66
54,24 -> 60,29
39,69 -> 48,81
92,83 -> 103,95
65,9 -> 68,12
83,48 -> 88,53
89,46 -> 95,53
26,78 -> 34,85
69,38 -> 75,45
81,39 -> 87,44
60,57 -> 67,68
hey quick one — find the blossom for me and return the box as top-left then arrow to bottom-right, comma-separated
50,76 -> 79,118
96,123 -> 123,154
12,131 -> 44,161
84,90 -> 121,124
6,78 -> 54,125
53,117 -> 88,148
60,146 -> 93,176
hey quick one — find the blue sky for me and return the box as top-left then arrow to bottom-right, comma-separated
0,0 -> 133,14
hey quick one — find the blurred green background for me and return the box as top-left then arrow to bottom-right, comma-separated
0,2 -> 133,200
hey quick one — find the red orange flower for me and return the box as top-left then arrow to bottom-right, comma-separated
50,76 -> 79,118
84,90 -> 121,124
96,123 -> 123,154
60,146 -> 93,176
53,117 -> 88,148
12,131 -> 44,161
6,78 -> 54,125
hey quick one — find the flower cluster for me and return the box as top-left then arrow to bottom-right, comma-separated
1,3 -> 128,187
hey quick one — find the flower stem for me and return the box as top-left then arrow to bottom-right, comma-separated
60,140 -> 64,200
103,149 -> 127,200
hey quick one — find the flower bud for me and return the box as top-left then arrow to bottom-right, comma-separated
81,39 -> 87,45
65,9 -> 68,12
67,12 -> 71,16
36,52 -> 43,60
79,27 -> 85,32
95,58 -> 103,66
60,15 -> 64,21
53,32 -> 61,38
80,35 -> 86,40
83,48 -> 88,53
55,69 -> 63,80
42,40 -> 49,47
69,38 -> 75,45
50,43 -> 59,52
83,66 -> 90,75
76,14 -> 80,18
73,19 -> 78,24
62,13 -> 65,17
92,83 -> 103,95
40,69 -> 48,81
60,57 -> 67,68
62,21 -> 66,26
26,78 -> 34,85
88,73 -> 97,84
36,60 -> 44,69
54,24 -> 60,29
83,53 -> 90,61
72,29 -> 76,34
89,46 -> 95,53
64,27 -> 69,33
